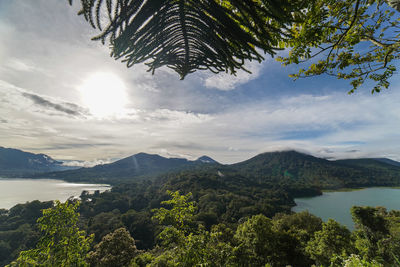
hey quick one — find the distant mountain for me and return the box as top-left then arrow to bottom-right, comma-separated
0,147 -> 74,177
224,150 -> 400,189
40,153 -> 219,183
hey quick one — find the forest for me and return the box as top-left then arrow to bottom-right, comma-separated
1,154 -> 400,266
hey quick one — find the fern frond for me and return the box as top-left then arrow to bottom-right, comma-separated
70,0 -> 301,79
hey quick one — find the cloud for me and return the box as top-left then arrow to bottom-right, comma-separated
62,159 -> 113,168
21,92 -> 88,117
346,149 -> 360,153
36,143 -> 115,150
0,79 -> 88,118
203,59 -> 265,90
2,58 -> 41,72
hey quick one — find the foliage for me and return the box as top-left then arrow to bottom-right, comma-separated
7,200 -> 93,267
2,188 -> 400,266
342,254 -> 383,267
233,214 -> 278,266
351,206 -> 400,265
152,190 -> 197,231
306,219 -> 355,266
272,211 -> 323,266
278,0 -> 400,93
87,227 -> 137,267
150,190 -> 234,266
69,0 -> 302,79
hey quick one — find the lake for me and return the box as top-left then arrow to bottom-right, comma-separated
0,178 -> 111,209
292,187 -> 400,230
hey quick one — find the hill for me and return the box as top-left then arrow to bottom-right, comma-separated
39,153 -> 219,183
0,147 -> 73,177
222,150 -> 400,190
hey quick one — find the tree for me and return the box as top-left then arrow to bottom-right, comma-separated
68,0 -> 303,79
342,254 -> 384,267
351,206 -> 400,264
272,211 -> 323,266
87,227 -> 137,267
150,190 -> 234,266
233,214 -> 279,266
7,200 -> 93,266
278,0 -> 400,93
305,219 -> 355,266
152,190 -> 197,232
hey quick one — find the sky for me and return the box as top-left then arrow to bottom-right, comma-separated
1,0 -> 400,166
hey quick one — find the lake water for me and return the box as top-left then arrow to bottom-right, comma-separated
293,187 -> 400,230
0,178 -> 111,209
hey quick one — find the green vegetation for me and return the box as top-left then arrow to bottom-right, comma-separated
87,227 -> 137,267
2,151 -> 400,266
279,0 -> 400,93
7,201 -> 93,266
3,193 -> 400,266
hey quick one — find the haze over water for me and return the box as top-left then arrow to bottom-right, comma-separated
293,187 -> 400,230
0,178 -> 110,209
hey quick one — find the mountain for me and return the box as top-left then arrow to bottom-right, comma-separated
223,150 -> 400,189
40,153 -> 219,183
0,147 -> 73,176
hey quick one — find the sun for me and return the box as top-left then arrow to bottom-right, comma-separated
79,72 -> 128,118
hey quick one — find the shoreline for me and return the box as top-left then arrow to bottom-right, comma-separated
322,186 -> 400,193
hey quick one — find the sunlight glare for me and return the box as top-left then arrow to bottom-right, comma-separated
79,72 -> 128,118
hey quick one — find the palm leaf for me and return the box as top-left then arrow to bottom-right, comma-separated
70,0 -> 300,79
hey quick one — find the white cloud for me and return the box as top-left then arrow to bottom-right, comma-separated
203,59 -> 265,90
3,58 -> 41,72
62,159 -> 113,168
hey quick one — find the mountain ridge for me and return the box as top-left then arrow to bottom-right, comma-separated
3,148 -> 400,189
0,147 -> 75,176
36,152 -> 219,183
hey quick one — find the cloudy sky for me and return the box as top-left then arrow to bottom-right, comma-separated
1,0 -> 400,166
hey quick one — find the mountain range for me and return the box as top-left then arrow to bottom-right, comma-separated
38,152 -> 219,183
2,147 -> 400,189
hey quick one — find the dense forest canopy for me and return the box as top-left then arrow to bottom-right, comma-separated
3,191 -> 400,266
69,0 -> 400,92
